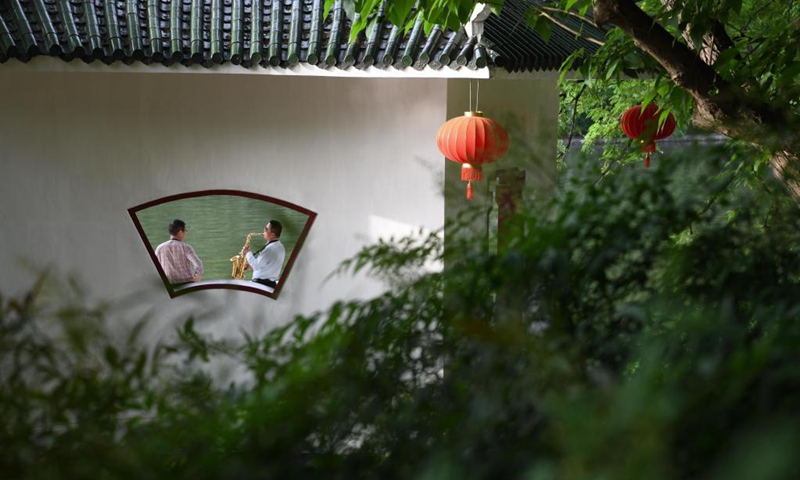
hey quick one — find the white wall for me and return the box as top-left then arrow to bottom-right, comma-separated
0,72 -> 448,330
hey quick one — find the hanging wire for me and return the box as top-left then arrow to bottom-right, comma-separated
476,79 -> 480,112
469,80 -> 473,112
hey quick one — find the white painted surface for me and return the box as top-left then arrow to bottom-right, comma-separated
0,72 -> 556,334
0,57 -> 492,79
0,72 -> 447,329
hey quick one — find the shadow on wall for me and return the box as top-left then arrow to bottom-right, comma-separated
128,190 -> 316,300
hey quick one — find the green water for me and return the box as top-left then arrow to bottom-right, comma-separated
136,195 -> 312,281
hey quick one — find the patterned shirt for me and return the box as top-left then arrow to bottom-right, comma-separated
154,239 -> 203,284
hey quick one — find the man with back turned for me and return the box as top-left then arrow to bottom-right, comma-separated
243,220 -> 285,289
154,219 -> 203,286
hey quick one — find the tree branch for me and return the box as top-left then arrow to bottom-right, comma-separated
533,6 -> 605,46
592,0 -> 722,98
658,0 -> 736,65
564,83 -> 587,154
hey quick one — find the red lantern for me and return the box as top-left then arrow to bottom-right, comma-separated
436,111 -> 509,200
620,103 -> 676,168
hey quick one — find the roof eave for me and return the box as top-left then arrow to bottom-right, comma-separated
0,56 -> 496,79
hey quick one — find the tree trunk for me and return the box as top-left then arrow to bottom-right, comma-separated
658,0 -> 734,65
769,151 -> 800,200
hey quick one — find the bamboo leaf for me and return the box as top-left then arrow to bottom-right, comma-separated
537,17 -> 552,44
387,0 -> 415,28
488,1 -> 503,16
342,0 -> 356,23
657,109 -> 671,129
323,0 -> 335,19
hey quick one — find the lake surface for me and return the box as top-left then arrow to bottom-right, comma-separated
136,195 -> 311,281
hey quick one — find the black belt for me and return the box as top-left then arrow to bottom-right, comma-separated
253,278 -> 277,288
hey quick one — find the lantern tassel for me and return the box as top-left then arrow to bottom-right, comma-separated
461,164 -> 483,182
642,142 -> 656,168
466,182 -> 473,201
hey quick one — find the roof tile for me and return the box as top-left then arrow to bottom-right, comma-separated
0,0 -> 605,73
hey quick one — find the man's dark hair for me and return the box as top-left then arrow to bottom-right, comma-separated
168,219 -> 186,236
268,220 -> 282,238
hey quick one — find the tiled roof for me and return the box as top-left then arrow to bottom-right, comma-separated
0,0 -> 604,73
485,0 -> 604,72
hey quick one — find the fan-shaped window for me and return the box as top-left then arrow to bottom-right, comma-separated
128,190 -> 316,299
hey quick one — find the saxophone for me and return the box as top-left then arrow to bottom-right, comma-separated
230,233 -> 262,280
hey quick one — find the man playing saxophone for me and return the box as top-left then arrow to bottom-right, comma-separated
242,220 -> 285,289
155,219 -> 203,286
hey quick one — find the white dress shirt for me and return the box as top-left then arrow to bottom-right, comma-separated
246,239 -> 285,281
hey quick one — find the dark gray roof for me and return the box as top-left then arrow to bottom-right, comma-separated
485,0 -> 604,72
0,0 -> 604,73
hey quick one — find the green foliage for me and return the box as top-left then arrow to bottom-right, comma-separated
346,0 -> 800,175
4,150 -> 800,478
548,0 -> 800,113
334,0 -> 473,39
559,79 -> 694,174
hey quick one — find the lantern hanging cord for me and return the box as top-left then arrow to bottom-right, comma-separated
476,80 -> 480,111
467,80 -> 481,112
469,80 -> 472,111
